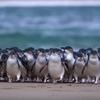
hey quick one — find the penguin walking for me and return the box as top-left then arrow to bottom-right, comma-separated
82,50 -> 100,84
73,52 -> 87,83
7,47 -> 28,82
35,48 -> 48,83
47,49 -> 65,83
62,46 -> 75,83
6,51 -> 21,82
0,50 -> 8,81
23,48 -> 36,81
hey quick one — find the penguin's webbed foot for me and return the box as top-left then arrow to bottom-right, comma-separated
53,80 -> 57,84
8,78 -> 12,82
16,79 -> 20,82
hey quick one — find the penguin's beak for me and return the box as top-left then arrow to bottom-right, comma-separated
42,51 -> 44,53
93,53 -> 96,55
53,50 -> 56,53
10,55 -> 14,58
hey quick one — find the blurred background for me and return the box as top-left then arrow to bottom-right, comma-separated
0,0 -> 100,50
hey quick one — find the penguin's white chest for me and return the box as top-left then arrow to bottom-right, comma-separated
65,53 -> 72,61
48,61 -> 63,73
75,61 -> 85,68
65,53 -> 75,69
35,57 -> 46,67
35,56 -> 47,77
87,58 -> 100,76
7,58 -> 20,78
27,55 -> 34,62
27,55 -> 35,66
74,61 -> 86,77
48,56 -> 64,80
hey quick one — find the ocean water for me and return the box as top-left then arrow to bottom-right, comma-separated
0,6 -> 100,50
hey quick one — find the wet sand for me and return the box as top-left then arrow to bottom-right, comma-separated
0,83 -> 100,100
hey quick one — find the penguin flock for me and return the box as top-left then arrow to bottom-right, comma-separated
0,46 -> 100,84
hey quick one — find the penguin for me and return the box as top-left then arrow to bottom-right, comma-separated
97,47 -> 100,58
0,51 -> 4,78
17,57 -> 28,82
0,50 -> 9,81
73,52 -> 87,83
82,50 -> 100,84
6,51 -> 21,82
47,49 -> 65,83
23,48 -> 36,81
15,49 -> 28,82
45,49 -> 51,61
35,48 -> 48,83
78,48 -> 88,63
62,46 -> 75,83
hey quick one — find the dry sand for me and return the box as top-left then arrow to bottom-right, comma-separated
0,82 -> 100,100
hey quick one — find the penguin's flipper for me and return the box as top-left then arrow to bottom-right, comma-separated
72,60 -> 76,74
82,67 -> 85,75
30,62 -> 35,71
61,58 -> 69,73
62,62 -> 69,74
82,55 -> 89,74
82,63 -> 88,75
0,63 -> 6,73
17,59 -> 26,76
18,56 -> 29,71
39,61 -> 48,73
98,56 -> 100,61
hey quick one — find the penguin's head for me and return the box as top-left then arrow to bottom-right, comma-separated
38,48 -> 45,56
27,47 -> 34,51
1,49 -> 9,62
90,50 -> 98,58
45,49 -> 51,55
52,49 -> 56,54
14,48 -> 22,53
50,48 -> 59,56
9,51 -> 17,58
79,48 -> 87,55
51,48 -> 61,55
78,48 -> 88,58
97,47 -> 100,51
51,49 -> 62,59
50,49 -> 61,62
76,52 -> 84,61
27,47 -> 35,54
8,47 -> 20,53
45,49 -> 49,53
1,53 -> 9,62
61,47 -> 65,49
87,47 -> 93,54
64,46 -> 73,54
23,48 -> 32,54
54,48 -> 62,56
97,47 -> 100,57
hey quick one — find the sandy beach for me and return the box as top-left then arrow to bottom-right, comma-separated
0,82 -> 100,100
